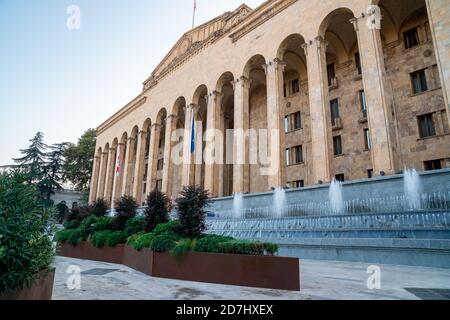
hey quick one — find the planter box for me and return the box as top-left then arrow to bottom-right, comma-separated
58,242 -> 300,291
58,241 -> 124,265
0,270 -> 55,300
152,251 -> 300,291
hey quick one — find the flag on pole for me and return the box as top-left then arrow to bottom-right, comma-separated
190,110 -> 196,154
115,149 -> 121,177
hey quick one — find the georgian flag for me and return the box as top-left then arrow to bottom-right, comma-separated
115,149 -> 121,177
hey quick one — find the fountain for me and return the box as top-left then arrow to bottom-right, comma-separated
329,179 -> 345,215
233,193 -> 244,219
404,168 -> 422,210
273,187 -> 286,218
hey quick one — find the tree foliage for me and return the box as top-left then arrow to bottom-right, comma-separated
144,190 -> 170,232
175,185 -> 210,238
63,129 -> 96,191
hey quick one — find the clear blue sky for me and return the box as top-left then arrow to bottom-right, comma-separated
0,0 -> 264,166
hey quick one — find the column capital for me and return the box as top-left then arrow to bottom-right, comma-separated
166,114 -> 178,124
233,75 -> 250,89
314,36 -> 329,51
151,123 -> 161,129
301,42 -> 309,56
127,136 -> 136,143
118,142 -> 126,147
349,17 -> 359,32
109,146 -> 117,152
94,155 -> 101,160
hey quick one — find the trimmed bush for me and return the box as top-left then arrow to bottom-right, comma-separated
171,238 -> 197,261
127,232 -> 155,251
216,240 -> 279,256
92,216 -> 113,232
92,198 -> 109,217
150,232 -> 181,252
175,186 -> 210,238
55,201 -> 69,224
91,230 -> 126,248
112,196 -> 138,231
124,216 -> 145,238
152,220 -> 180,236
194,235 -> 234,253
79,215 -> 101,237
56,228 -> 85,246
63,220 -> 80,230
144,190 -> 170,232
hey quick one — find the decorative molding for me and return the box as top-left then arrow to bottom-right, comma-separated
229,0 -> 298,43
97,96 -> 147,136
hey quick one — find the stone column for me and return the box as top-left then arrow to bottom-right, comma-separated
233,76 -> 250,194
132,131 -> 147,205
97,151 -> 109,201
264,58 -> 286,189
103,147 -> 116,204
204,91 -> 223,197
89,155 -> 101,203
182,104 -> 195,186
162,114 -> 177,197
111,142 -> 125,209
145,124 -> 159,193
425,0 -> 450,127
121,136 -> 136,196
302,36 -> 331,184
351,17 -> 398,175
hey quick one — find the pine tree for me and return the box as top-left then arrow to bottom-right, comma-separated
13,132 -> 47,184
41,142 -> 70,201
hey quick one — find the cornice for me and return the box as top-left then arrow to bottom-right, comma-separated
97,96 -> 147,136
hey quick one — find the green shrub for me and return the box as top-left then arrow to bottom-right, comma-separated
111,196 -> 138,231
150,232 -> 181,252
152,220 -> 180,236
171,238 -> 197,262
175,186 -> 210,238
194,235 -> 234,253
216,240 -> 278,256
91,230 -> 126,248
63,220 -> 80,230
143,190 -> 170,232
79,215 -> 101,236
56,228 -> 85,246
92,216 -> 113,232
127,232 -> 154,251
0,172 -> 54,294
55,201 -> 69,224
91,198 -> 109,217
124,216 -> 145,237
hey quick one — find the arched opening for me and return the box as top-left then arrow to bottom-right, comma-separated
244,54 -> 268,193
216,72 -> 235,197
191,85 -> 208,189
113,132 -> 128,207
125,126 -> 139,196
107,138 -> 118,205
138,119 -> 151,205
92,147 -> 103,201
277,34 -> 309,188
153,109 -> 167,192
377,0 -> 448,172
170,97 -> 186,198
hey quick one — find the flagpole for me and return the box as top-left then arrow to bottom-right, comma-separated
192,0 -> 197,29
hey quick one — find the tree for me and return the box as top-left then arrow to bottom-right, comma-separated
63,129 -> 96,191
175,185 -> 210,238
112,196 -> 138,231
143,190 -> 170,232
12,132 -> 47,184
40,143 -> 70,201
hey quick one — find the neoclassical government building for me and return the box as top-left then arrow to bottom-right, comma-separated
89,0 -> 450,206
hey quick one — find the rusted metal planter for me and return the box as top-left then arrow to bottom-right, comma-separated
0,270 -> 55,300
58,242 -> 300,291
58,241 -> 124,264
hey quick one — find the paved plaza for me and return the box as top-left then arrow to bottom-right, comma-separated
52,257 -> 450,300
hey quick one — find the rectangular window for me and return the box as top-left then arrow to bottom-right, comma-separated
404,27 -> 419,49
335,174 -> 345,182
355,52 -> 362,75
359,90 -> 367,113
157,159 -> 164,171
333,136 -> 343,156
364,129 -> 372,150
330,99 -> 340,126
285,149 -> 290,166
367,169 -> 373,179
293,112 -> 302,130
156,180 -> 163,192
411,69 -> 428,94
327,63 -> 336,86
291,79 -> 300,94
424,160 -> 442,171
283,83 -> 287,98
284,116 -> 290,133
290,180 -> 304,188
293,145 -> 303,164
143,182 -> 147,195
418,113 -> 436,138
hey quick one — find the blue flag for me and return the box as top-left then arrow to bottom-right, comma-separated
190,113 -> 195,154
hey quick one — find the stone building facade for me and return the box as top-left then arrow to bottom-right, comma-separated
89,0 -> 450,206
